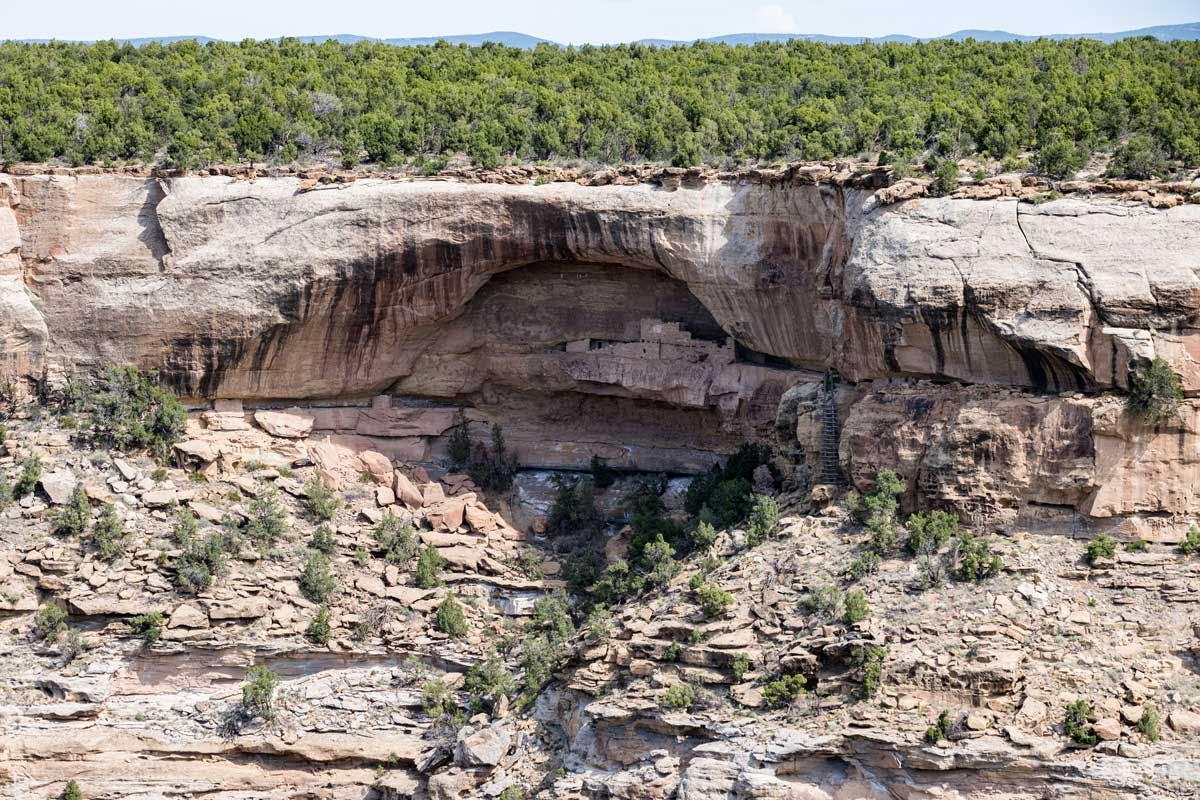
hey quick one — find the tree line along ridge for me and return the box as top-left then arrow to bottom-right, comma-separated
0,37 -> 1195,174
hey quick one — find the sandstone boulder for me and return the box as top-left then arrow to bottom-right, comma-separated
255,408 -> 315,438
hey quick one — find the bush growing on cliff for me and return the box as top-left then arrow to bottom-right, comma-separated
464,653 -> 515,713
34,603 -> 68,642
685,443 -> 774,530
91,504 -> 126,561
241,665 -> 281,721
244,488 -> 288,552
590,455 -> 617,489
904,510 -> 957,556
310,524 -> 336,554
374,512 -> 418,564
852,470 -> 906,554
695,582 -> 734,618
662,682 -> 697,709
1181,525 -> 1200,555
1064,699 -> 1098,745
53,484 -> 92,537
465,424 -> 518,492
303,475 -> 340,521
1085,534 -> 1117,565
929,159 -> 960,196
415,546 -> 446,588
924,709 -> 954,744
435,594 -> 469,637
59,780 -> 82,800
853,645 -> 887,698
546,476 -> 603,540
15,454 -> 42,497
127,611 -> 164,645
843,589 -> 870,625
446,410 -> 473,469
746,494 -> 780,547
306,605 -> 332,644
299,551 -> 337,603
762,673 -> 807,708
72,367 -> 186,461
953,533 -> 1003,581
1126,358 -> 1183,424
174,528 -> 233,594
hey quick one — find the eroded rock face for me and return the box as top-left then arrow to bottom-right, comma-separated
3,172 -> 1200,514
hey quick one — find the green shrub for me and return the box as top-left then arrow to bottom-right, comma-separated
498,786 -> 524,800
853,645 -> 887,698
245,488 -> 288,551
924,709 -> 953,744
303,475 -> 341,521
1085,534 -> 1117,565
519,634 -> 566,703
299,550 -> 337,603
415,546 -> 446,588
53,484 -> 92,537
690,520 -> 718,552
33,603 -> 68,641
762,673 -> 807,708
746,494 -> 780,547
76,366 -> 186,460
446,410 -> 472,469
175,532 -> 229,593
463,654 -> 515,711
171,508 -> 199,547
955,533 -> 1002,581
1126,358 -> 1183,424
0,472 -> 12,509
310,524 -> 336,554
1033,130 -> 1084,179
1065,699 -> 1098,745
1138,705 -> 1161,742
802,583 -> 843,619
586,605 -> 613,643
641,534 -> 680,588
374,512 -> 418,564
685,442 -> 772,528
307,605 -> 331,644
1124,538 -> 1148,553
847,551 -> 881,580
663,683 -> 696,709
905,510 -> 958,556
59,780 -> 82,800
731,653 -> 751,682
843,589 -> 870,625
241,665 -> 281,721
1182,524 -> 1200,555
128,611 -> 164,644
929,159 -> 959,196
546,475 -> 603,539
528,593 -> 575,643
465,424 -> 518,491
590,454 -> 616,489
695,582 -> 734,619
435,594 -> 468,637
91,504 -> 126,561
15,454 -> 42,497
1106,133 -> 1167,179
860,470 -> 905,554
421,678 -> 456,718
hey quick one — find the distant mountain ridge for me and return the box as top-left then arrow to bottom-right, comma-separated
12,23 -> 1199,48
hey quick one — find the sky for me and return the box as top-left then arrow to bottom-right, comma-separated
4,0 -> 1197,43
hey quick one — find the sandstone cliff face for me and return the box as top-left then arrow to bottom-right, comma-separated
3,173 -> 1200,517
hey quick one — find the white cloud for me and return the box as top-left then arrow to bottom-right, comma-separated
753,4 -> 797,33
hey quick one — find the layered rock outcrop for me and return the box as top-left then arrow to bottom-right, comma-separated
3,172 -> 1200,516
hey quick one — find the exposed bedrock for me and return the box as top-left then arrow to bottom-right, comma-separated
3,173 -> 1200,513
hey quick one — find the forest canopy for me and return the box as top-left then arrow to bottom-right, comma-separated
0,37 -> 1196,173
